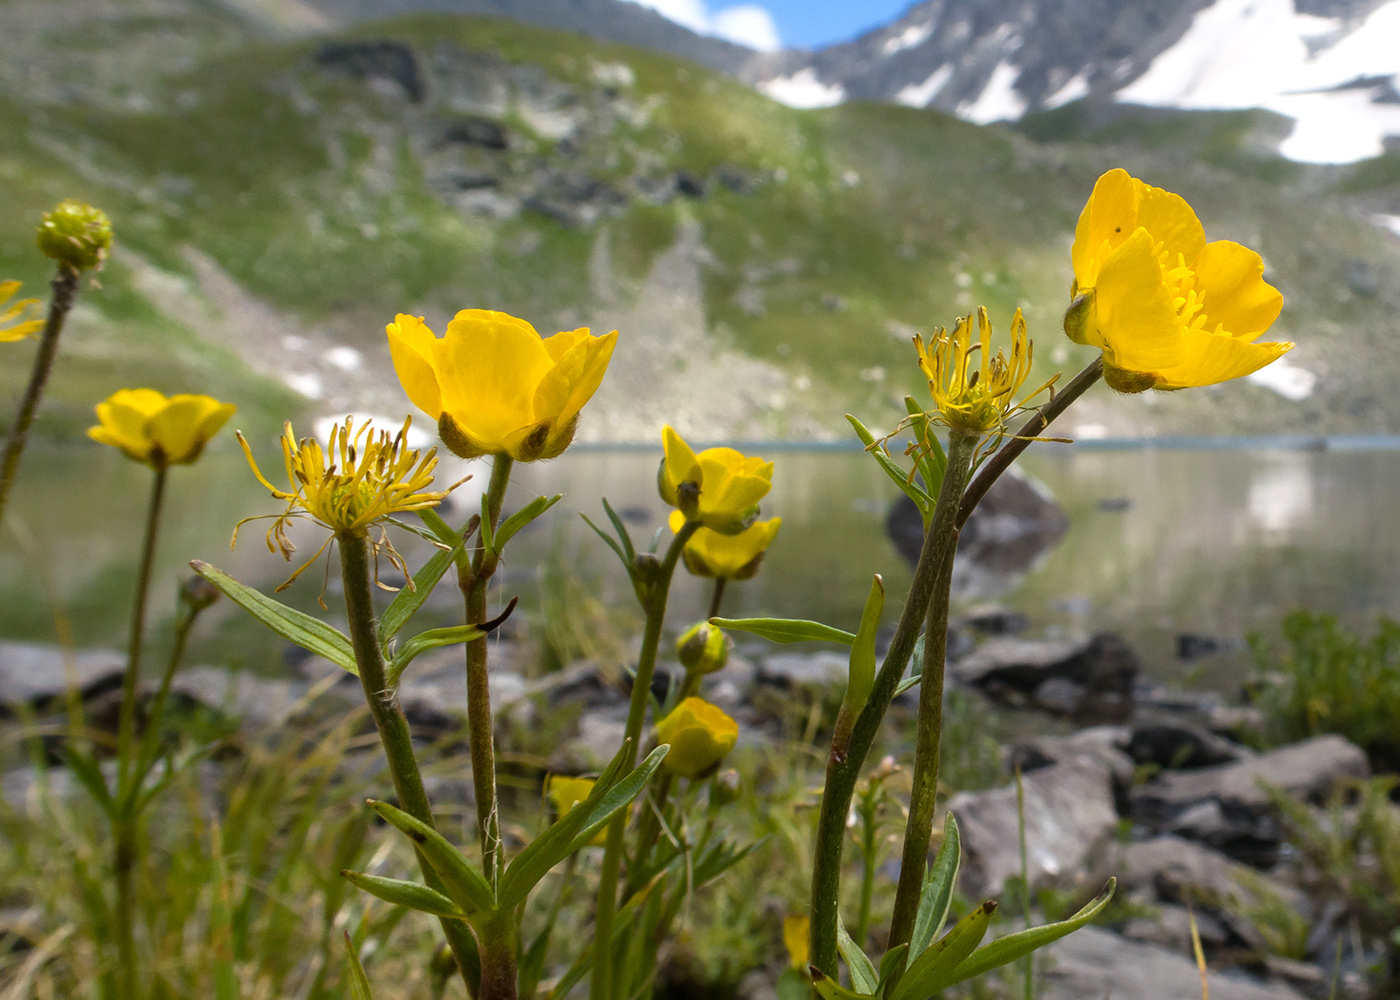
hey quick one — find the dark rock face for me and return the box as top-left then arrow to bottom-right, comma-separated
315,41 -> 425,101
951,632 -> 1138,723
1125,717 -> 1253,771
885,467 -> 1068,596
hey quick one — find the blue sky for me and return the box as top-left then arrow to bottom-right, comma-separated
622,0 -> 915,52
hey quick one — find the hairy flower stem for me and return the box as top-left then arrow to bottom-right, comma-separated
339,531 -> 482,996
591,520 -> 699,1000
0,264 -> 81,526
459,454 -> 513,888
111,464 -> 166,1000
886,431 -> 977,954
957,357 -> 1103,530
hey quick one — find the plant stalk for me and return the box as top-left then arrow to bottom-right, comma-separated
706,577 -> 727,620
0,264 -> 81,525
338,530 -> 482,996
459,455 -> 513,888
887,430 -> 977,952
590,520 -> 698,1000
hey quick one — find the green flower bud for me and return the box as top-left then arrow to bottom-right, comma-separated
179,575 -> 221,614
710,768 -> 741,808
676,622 -> 730,675
36,200 -> 113,271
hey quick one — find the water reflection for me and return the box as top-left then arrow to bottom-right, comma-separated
2,443 -> 1397,690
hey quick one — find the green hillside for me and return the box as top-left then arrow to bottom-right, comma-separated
3,1 -> 1398,441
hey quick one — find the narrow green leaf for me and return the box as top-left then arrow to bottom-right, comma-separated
479,493 -> 495,553
379,533 -> 465,643
811,968 -> 871,1000
845,576 -> 884,714
418,507 -> 466,549
892,901 -> 997,1000
601,498 -> 637,564
894,675 -> 921,697
691,837 -> 767,887
494,494 -> 562,554
499,743 -> 669,910
544,876 -> 661,1000
387,625 -> 485,684
943,879 -> 1116,986
902,397 -> 947,501
581,513 -> 630,571
365,800 -> 495,914
710,617 -> 856,646
847,414 -> 934,514
838,918 -> 878,995
344,932 -> 377,1000
61,747 -> 113,815
877,944 -> 908,993
907,813 -> 961,968
192,561 -> 358,675
341,870 -> 466,920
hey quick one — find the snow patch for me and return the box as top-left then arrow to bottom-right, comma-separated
758,68 -> 845,108
1272,88 -> 1400,163
883,21 -> 934,55
1373,214 -> 1400,239
1247,354 -> 1316,400
1045,69 -> 1091,109
325,346 -> 363,372
284,373 -> 324,399
959,61 -> 1027,124
895,65 -> 953,107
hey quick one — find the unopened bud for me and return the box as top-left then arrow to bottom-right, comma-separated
631,551 -> 663,587
179,575 -> 221,614
36,200 -> 112,271
676,622 -> 730,675
710,768 -> 741,808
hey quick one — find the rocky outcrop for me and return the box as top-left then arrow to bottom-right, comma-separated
951,632 -> 1138,723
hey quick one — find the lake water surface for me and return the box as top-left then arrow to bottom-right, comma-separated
2,440 -> 1398,690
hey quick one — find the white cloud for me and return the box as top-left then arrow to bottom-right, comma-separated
623,0 -> 781,52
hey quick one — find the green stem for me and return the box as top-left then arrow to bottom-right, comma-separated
886,431 -> 975,952
460,455 -> 513,889
476,909 -> 520,1000
591,520 -> 699,1000
706,577 -> 727,620
855,805 -> 877,949
0,264 -> 81,526
116,465 -> 168,797
625,772 -> 676,896
338,530 -> 482,996
124,599 -> 202,813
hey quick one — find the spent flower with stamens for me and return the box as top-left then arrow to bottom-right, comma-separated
0,281 -> 43,343
237,415 -> 453,590
914,306 -> 1055,437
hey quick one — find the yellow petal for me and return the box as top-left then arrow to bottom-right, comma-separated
196,401 -> 238,446
1154,332 -> 1293,390
1191,241 -> 1283,340
1072,169 -> 1205,289
386,314 -> 444,419
668,509 -> 686,533
541,327 -> 593,362
661,425 -> 701,508
1134,181 -> 1205,265
531,329 -> 617,430
1093,228 -> 1185,372
145,396 -> 215,464
684,517 -> 781,579
436,310 -> 553,451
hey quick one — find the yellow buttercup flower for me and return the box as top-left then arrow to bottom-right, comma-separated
0,281 -> 43,343
658,426 -> 773,535
783,914 -> 811,971
1068,168 -> 1290,393
88,389 -> 235,467
237,416 -> 451,589
914,307 -> 1053,436
655,697 -> 738,779
667,509 -> 781,580
387,310 -> 617,461
546,775 -> 606,846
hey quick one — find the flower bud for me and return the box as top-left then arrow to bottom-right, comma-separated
710,768 -> 741,808
676,622 -> 730,675
36,200 -> 112,271
179,575 -> 221,614
631,551 -> 664,587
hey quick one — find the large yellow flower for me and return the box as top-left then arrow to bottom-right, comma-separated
655,697 -> 738,779
667,509 -> 781,579
1068,168 -> 1290,392
88,389 -> 235,467
658,426 -> 773,535
0,281 -> 43,343
387,311 -> 617,461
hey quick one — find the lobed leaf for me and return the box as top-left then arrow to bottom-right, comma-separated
847,414 -> 934,515
810,968 -> 872,1000
192,561 -> 358,675
344,933 -> 378,1000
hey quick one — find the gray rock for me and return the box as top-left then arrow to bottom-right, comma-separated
0,642 -> 124,713
1116,835 -> 1308,914
756,651 -> 849,689
1010,725 -> 1136,789
1037,926 -> 1308,1000
1127,717 -> 1254,771
952,632 -> 1138,723
169,666 -> 325,729
1121,901 -> 1230,951
550,705 -> 629,771
945,754 -> 1120,897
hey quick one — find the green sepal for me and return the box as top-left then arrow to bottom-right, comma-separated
341,870 -> 466,920
891,901 -> 996,1000
191,561 -> 358,675
344,932 -> 378,1000
837,918 -> 878,995
847,414 -> 934,517
494,494 -> 562,554
365,800 -> 496,914
378,519 -> 468,642
810,967 -> 872,1000
386,625 -> 485,684
907,812 -> 961,968
944,879 -> 1116,986
709,616 -> 856,646
844,576 -> 884,715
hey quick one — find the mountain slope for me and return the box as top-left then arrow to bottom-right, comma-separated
1,1 -> 1398,445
